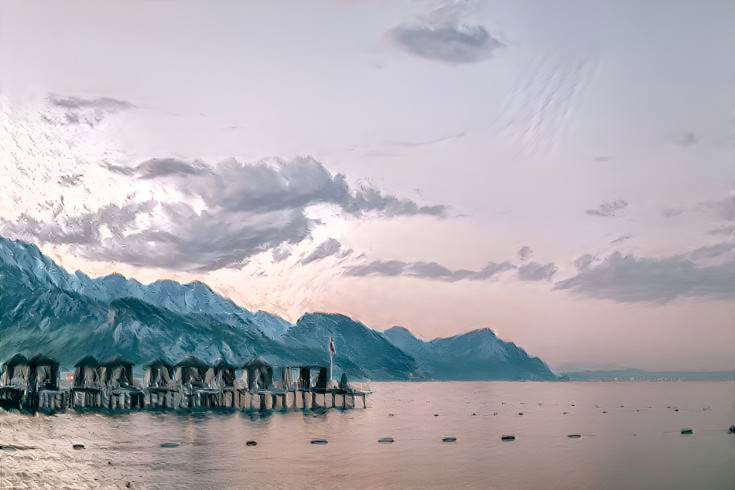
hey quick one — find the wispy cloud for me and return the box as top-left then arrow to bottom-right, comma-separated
301,238 -> 350,265
699,193 -> 735,221
345,259 -> 513,282
586,200 -> 628,217
555,251 -> 735,302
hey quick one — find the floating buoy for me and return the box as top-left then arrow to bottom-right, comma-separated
434,413 -> 439,417
246,440 -> 257,446
160,443 -> 179,448
378,437 -> 394,444
681,428 -> 693,435
567,434 -> 582,439
518,412 -> 524,415
728,426 -> 735,434
73,444 -> 85,450
442,437 -> 456,443
311,439 -> 328,445
501,435 -> 515,441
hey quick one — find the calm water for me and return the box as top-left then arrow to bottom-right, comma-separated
1,381 -> 734,489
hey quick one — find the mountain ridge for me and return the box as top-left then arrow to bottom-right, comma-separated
0,235 -> 555,381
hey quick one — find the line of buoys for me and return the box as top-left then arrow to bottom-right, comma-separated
378,437 -> 394,444
310,439 -> 328,445
501,435 -> 515,441
442,437 -> 457,443
160,442 -> 179,448
567,434 -> 582,439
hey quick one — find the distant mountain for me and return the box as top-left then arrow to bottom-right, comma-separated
0,236 -> 555,381
562,368 -> 735,381
381,326 -> 557,381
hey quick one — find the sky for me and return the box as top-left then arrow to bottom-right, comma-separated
1,0 -> 734,372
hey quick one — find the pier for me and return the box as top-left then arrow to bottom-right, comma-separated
0,353 -> 368,413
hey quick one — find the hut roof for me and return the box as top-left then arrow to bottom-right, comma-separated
146,358 -> 173,369
74,355 -> 100,367
175,356 -> 209,368
100,355 -> 134,367
241,356 -> 271,369
28,354 -> 59,367
214,358 -> 236,370
3,353 -> 28,367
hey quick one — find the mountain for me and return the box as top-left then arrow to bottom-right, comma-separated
284,314 -> 419,380
0,235 -> 553,381
562,368 -> 735,381
381,326 -> 556,381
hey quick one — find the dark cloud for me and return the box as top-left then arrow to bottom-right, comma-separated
661,207 -> 683,218
301,238 -> 348,265
48,94 -> 134,112
574,254 -> 595,270
611,235 -> 631,245
517,261 -> 557,281
346,260 -> 513,282
673,132 -> 697,147
385,23 -> 503,63
709,225 -> 735,236
586,200 -> 628,217
518,246 -> 533,260
686,242 -> 735,262
2,157 -> 446,271
44,94 -> 135,127
555,252 -> 735,302
700,194 -> 735,221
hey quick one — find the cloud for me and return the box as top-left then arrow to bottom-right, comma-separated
611,235 -> 631,245
301,238 -> 349,265
700,194 -> 735,221
586,200 -> 628,217
555,252 -> 735,302
517,261 -> 557,281
1,156 -> 447,271
384,4 -> 502,64
661,207 -> 683,218
594,156 -> 616,162
686,242 -> 735,262
518,246 -> 533,260
43,93 -> 134,127
345,259 -> 513,282
574,254 -> 595,270
709,225 -> 735,236
673,132 -> 697,148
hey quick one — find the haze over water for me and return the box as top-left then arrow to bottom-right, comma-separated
2,381 -> 734,489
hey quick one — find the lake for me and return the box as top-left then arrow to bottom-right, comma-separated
1,381 -> 734,488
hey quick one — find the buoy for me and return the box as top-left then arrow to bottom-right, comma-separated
567,434 -> 581,439
311,439 -> 328,445
160,443 -> 179,448
246,440 -> 257,446
681,428 -> 693,435
501,435 -> 515,441
727,425 -> 735,434
73,444 -> 85,450
378,437 -> 394,444
442,437 -> 456,443
518,412 -> 524,415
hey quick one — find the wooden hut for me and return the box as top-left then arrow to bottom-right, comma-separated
100,355 -> 143,409
298,365 -> 328,391
174,356 -> 209,388
208,359 -> 236,389
0,354 -> 30,409
242,357 -> 273,392
27,354 -> 60,391
72,355 -> 103,407
144,359 -> 176,408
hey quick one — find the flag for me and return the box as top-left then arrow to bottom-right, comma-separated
329,336 -> 336,356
